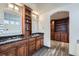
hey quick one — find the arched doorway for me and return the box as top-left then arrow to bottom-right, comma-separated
50,11 -> 69,55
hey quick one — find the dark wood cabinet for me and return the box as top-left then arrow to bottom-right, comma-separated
55,32 -> 61,41
6,48 -> 16,56
0,48 -> 16,56
28,36 -> 44,55
36,38 -> 41,50
36,36 -> 44,50
51,17 -> 69,43
0,53 -> 7,56
61,32 -> 68,42
51,21 -> 55,40
0,39 -> 28,56
22,5 -> 32,37
28,38 -> 36,55
0,35 -> 44,56
17,44 -> 28,56
16,40 -> 28,56
40,38 -> 43,48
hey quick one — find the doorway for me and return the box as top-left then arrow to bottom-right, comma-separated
50,11 -> 69,55
51,17 -> 69,43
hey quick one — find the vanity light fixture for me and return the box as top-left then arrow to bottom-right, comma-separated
8,4 -> 14,9
15,6 -> 19,11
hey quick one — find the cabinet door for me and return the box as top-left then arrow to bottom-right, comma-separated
0,53 -> 6,56
55,32 -> 61,41
17,44 -> 28,56
36,39 -> 41,50
29,38 -> 36,55
6,48 -> 16,56
0,53 -> 7,56
40,39 -> 43,48
0,48 -> 16,56
29,45 -> 35,56
61,32 -> 68,43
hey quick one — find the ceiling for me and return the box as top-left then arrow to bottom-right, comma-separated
31,3 -> 70,14
35,3 -> 63,14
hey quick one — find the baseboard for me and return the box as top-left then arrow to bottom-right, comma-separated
69,54 -> 75,56
43,46 -> 51,49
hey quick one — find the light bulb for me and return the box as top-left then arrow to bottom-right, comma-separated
15,6 -> 19,11
8,4 -> 14,9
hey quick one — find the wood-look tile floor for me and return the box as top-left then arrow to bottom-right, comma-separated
32,40 -> 69,56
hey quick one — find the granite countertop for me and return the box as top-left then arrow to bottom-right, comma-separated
0,33 -> 44,45
0,37 -> 25,45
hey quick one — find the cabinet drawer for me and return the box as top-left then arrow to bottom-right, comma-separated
29,41 -> 35,45
29,45 -> 35,49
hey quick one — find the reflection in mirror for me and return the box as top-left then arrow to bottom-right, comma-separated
10,21 -> 14,24
16,22 -> 19,25
4,20 -> 9,24
8,4 -> 14,9
15,6 -> 19,11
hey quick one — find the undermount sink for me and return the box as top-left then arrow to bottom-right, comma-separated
31,34 -> 39,37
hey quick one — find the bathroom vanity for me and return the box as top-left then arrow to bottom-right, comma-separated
0,4 -> 44,56
0,33 -> 44,56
